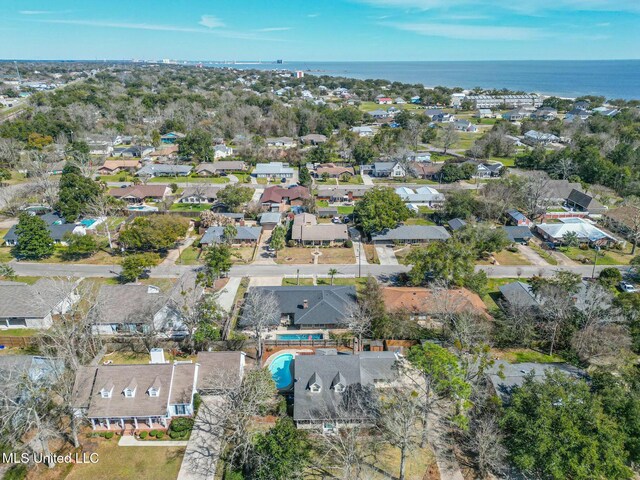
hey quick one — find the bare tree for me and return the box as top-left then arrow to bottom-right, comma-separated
0,138 -> 21,168
378,387 -> 421,480
435,123 -> 459,154
523,172 -> 551,221
464,413 -> 507,478
241,289 -> 280,365
85,195 -> 124,249
344,301 -> 372,352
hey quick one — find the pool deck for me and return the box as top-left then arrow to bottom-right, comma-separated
263,348 -> 314,367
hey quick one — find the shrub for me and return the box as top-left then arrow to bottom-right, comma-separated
579,244 -> 589,250
506,245 -> 518,252
193,392 -> 202,413
139,431 -> 148,439
287,239 -> 296,247
104,432 -> 114,439
156,431 -> 164,439
169,430 -> 183,439
170,417 -> 194,433
599,267 -> 622,287
224,470 -> 245,480
3,465 -> 27,480
149,429 -> 158,437
344,239 -> 353,248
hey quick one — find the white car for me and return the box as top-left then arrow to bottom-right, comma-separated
619,281 -> 639,293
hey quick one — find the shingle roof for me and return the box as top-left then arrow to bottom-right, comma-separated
260,185 -> 309,204
448,218 -> 467,231
372,225 -> 450,242
381,287 -> 487,317
200,226 -> 262,245
90,284 -> 169,325
108,185 -> 169,200
499,282 -> 539,309
503,226 -> 533,242
196,351 -> 245,391
195,162 -> 245,174
567,189 -> 605,211
239,286 -> 357,327
487,360 -> 585,402
137,164 -> 192,176
293,352 -> 399,422
0,279 -> 75,319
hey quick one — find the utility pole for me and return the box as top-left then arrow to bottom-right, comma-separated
591,245 -> 600,279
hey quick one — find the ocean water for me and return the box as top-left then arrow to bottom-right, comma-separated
204,60 -> 640,100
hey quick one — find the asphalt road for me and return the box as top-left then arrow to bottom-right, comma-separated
8,261 -> 630,280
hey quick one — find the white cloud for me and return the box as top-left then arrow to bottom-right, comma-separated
34,19 -> 281,41
259,27 -> 292,32
19,10 -> 53,15
386,22 -> 542,40
355,0 -> 640,13
198,15 -> 225,29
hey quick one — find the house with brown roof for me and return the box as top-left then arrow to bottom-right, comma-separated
314,163 -> 355,179
290,213 -> 349,246
72,349 -> 246,432
381,287 -> 488,327
260,185 -> 310,212
98,160 -> 141,175
602,206 -> 640,243
108,185 -> 170,203
409,162 -> 444,180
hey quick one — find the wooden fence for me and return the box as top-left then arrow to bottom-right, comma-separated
0,336 -> 34,348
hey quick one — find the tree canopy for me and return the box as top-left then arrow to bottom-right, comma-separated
13,213 -> 54,259
354,187 -> 409,237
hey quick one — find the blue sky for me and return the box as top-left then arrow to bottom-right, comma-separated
1,0 -> 639,61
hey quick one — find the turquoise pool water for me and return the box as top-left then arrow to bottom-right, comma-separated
277,333 -> 323,340
80,219 -> 97,227
269,353 -> 294,389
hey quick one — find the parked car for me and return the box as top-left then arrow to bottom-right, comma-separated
619,281 -> 639,293
332,216 -> 341,224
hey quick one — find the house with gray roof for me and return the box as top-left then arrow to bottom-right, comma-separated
200,226 -> 262,247
239,286 -> 357,330
290,213 -> 349,246
566,189 -> 607,214
503,226 -> 533,244
293,351 -> 400,430
0,279 -> 78,329
0,355 -> 64,402
195,161 -> 246,176
178,186 -> 221,204
447,218 -> 467,231
487,360 -> 585,403
536,218 -> 616,246
523,130 -> 560,146
90,274 -> 202,337
366,161 -> 406,178
4,213 -> 86,247
136,164 -> 192,177
253,162 -> 295,178
371,225 -> 450,244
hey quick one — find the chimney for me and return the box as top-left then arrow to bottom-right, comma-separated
149,348 -> 167,364
303,299 -> 309,309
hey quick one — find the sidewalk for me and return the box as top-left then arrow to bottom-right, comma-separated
118,436 -> 188,447
177,396 -> 225,480
216,276 -> 242,313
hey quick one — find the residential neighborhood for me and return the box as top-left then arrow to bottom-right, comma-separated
0,58 -> 638,480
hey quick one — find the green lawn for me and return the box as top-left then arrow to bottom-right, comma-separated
96,174 -> 134,182
66,440 -> 185,480
178,246 -> 201,265
559,246 -> 624,265
337,206 -> 354,215
0,247 -> 12,263
337,175 -> 364,185
452,132 -> 483,151
169,203 -> 211,212
483,277 -> 522,310
0,328 -> 37,337
494,348 -> 565,364
404,217 -> 435,226
358,101 -> 423,112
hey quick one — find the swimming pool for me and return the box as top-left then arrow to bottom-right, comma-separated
80,219 -> 98,227
127,205 -> 158,212
268,353 -> 294,389
277,333 -> 323,341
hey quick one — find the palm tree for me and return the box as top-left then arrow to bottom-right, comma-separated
328,268 -> 340,286
562,231 -> 580,249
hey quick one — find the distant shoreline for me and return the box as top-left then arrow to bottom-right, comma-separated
2,59 -> 638,100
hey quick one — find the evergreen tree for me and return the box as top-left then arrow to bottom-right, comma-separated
13,213 -> 54,259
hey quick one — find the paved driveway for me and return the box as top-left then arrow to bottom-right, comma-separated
375,244 -> 399,265
216,277 -> 242,313
361,173 -> 374,186
177,396 -> 225,480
